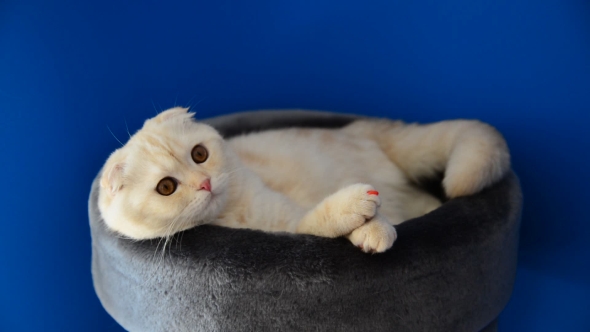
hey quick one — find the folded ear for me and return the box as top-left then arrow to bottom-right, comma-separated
100,149 -> 127,196
145,107 -> 195,127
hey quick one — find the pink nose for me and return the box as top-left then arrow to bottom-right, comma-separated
199,178 -> 212,192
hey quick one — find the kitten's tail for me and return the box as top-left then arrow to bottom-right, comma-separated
345,119 -> 511,198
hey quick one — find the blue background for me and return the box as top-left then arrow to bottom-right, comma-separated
1,0 -> 589,331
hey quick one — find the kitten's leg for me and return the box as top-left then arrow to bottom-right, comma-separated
344,119 -> 510,198
347,213 -> 397,254
296,183 -> 381,238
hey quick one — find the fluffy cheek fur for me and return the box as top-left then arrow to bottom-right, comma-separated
99,188 -> 187,239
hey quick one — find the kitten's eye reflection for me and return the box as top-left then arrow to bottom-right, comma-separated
191,144 -> 208,164
156,177 -> 177,196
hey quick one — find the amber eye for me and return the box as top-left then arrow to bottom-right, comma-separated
156,177 -> 177,196
191,144 -> 208,164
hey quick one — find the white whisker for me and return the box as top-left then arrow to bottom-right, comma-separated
151,99 -> 159,115
185,95 -> 198,108
124,118 -> 132,138
107,126 -> 124,146
160,195 -> 201,260
183,97 -> 207,114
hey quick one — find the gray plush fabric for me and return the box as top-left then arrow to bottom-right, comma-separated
89,110 -> 522,332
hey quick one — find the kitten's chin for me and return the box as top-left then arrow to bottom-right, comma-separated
105,217 -> 166,240
174,191 -> 228,234
199,191 -> 228,222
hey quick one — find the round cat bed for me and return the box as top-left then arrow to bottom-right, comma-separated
89,110 -> 522,332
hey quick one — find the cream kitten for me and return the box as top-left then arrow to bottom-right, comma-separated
98,107 -> 510,253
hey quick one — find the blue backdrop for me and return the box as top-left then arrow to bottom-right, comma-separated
1,0 -> 589,331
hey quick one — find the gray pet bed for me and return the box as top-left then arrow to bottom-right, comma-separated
89,111 -> 522,332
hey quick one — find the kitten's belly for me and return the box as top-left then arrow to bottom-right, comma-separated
229,126 -> 432,221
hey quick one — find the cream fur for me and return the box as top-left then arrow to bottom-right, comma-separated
98,107 -> 510,253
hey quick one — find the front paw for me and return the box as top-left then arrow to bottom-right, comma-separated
347,215 -> 397,254
332,183 -> 381,234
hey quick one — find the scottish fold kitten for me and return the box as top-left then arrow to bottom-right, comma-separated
98,107 -> 509,253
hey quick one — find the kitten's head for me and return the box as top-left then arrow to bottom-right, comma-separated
98,107 -> 233,239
